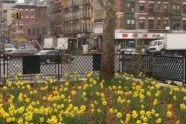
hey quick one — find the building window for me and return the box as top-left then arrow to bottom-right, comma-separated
126,2 -> 135,12
139,19 -> 145,29
139,3 -> 145,13
173,4 -> 180,13
172,19 -> 181,30
148,19 -> 154,29
157,3 -> 161,10
183,5 -> 186,14
163,20 -> 168,28
126,18 -> 135,29
183,20 -> 186,30
157,19 -> 161,29
28,29 -> 31,36
148,3 -> 154,13
163,4 -> 168,13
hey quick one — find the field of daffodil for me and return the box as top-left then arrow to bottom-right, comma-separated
0,72 -> 186,124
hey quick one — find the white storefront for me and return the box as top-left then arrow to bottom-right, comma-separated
115,32 -> 164,50
115,32 -> 164,40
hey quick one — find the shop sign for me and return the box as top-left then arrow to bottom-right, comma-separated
115,33 -> 164,39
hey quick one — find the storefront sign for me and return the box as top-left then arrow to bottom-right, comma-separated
115,33 -> 164,39
94,27 -> 103,34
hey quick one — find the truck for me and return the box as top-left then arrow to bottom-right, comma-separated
149,33 -> 186,56
56,38 -> 68,50
44,37 -> 77,51
43,37 -> 55,49
56,38 -> 78,51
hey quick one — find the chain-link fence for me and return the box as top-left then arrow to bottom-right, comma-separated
0,53 -> 185,83
120,54 -> 185,83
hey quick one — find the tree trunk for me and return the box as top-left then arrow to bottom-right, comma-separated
100,0 -> 116,80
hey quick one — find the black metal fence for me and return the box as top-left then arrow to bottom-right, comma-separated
0,53 -> 185,83
120,54 -> 185,82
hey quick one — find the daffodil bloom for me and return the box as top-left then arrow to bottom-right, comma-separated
180,103 -> 186,110
17,118 -> 24,124
156,118 -> 162,124
146,111 -> 151,118
142,116 -> 148,123
140,110 -> 145,115
47,115 -> 58,124
116,112 -> 122,119
40,117 -> 44,123
147,91 -> 151,97
153,99 -> 158,107
125,114 -> 131,123
176,120 -> 180,124
3,86 -> 8,91
173,95 -> 176,100
151,109 -> 156,115
136,120 -> 142,124
155,113 -> 160,118
141,104 -> 144,109
155,91 -> 161,97
127,99 -> 131,104
97,108 -> 101,113
132,111 -> 138,119
90,108 -> 94,113
181,87 -> 186,93
71,90 -> 77,96
167,111 -> 173,119
183,96 -> 186,101
25,98 -> 30,103
109,108 -> 114,114
102,101 -> 107,106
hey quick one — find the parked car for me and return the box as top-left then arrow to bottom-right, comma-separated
120,48 -> 136,54
7,44 -> 38,57
3,44 -> 16,53
35,50 -> 62,64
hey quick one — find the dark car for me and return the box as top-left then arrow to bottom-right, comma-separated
36,50 -> 62,64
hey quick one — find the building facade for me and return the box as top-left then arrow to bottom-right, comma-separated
27,5 -> 48,45
48,0 -> 64,37
0,0 -> 16,43
115,0 -> 186,49
63,0 -> 93,49
48,0 -> 186,51
48,0 -> 94,50
10,4 -> 48,45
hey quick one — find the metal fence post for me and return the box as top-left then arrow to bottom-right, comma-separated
57,52 -> 60,82
119,53 -> 121,73
3,54 -> 6,77
183,54 -> 186,84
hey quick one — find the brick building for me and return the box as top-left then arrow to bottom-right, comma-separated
27,5 -> 47,45
48,0 -> 186,51
0,0 -> 16,43
48,0 -> 64,37
49,0 -> 94,50
10,4 -> 48,45
63,0 -> 93,49
115,0 -> 186,49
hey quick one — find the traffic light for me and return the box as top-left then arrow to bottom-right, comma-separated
16,12 -> 21,19
12,11 -> 21,19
